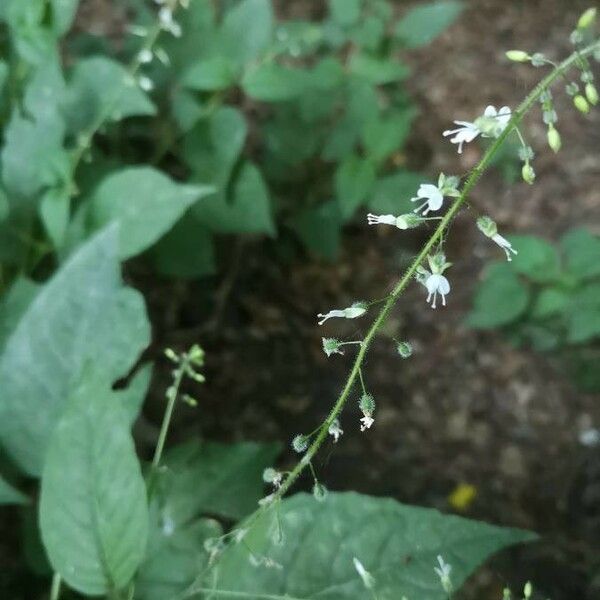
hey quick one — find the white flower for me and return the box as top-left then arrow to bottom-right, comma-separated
411,184 -> 444,215
328,418 -> 343,442
138,48 -> 153,64
353,558 -> 375,590
360,415 -> 374,431
317,303 -> 367,325
425,273 -> 450,309
492,233 -> 518,261
138,75 -> 154,92
434,555 -> 453,594
443,105 -> 511,153
367,213 -> 423,229
159,7 -> 182,37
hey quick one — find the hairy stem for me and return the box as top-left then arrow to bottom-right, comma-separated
269,39 -> 600,503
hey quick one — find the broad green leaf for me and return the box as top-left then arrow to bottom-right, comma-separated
39,187 -> 70,249
64,56 -> 156,134
531,287 -> 570,320
361,110 -> 416,164
509,235 -> 561,283
157,439 -> 281,524
1,62 -> 66,200
116,363 -> 153,426
561,228 -> 600,281
182,56 -> 238,91
395,1 -> 464,48
39,369 -> 148,595
153,217 -> 216,279
172,89 -> 204,132
0,473 -> 28,505
137,517 -> 221,600
88,167 -> 214,259
565,283 -> 600,343
289,200 -> 343,260
219,0 -> 273,65
242,64 -> 309,102
351,15 -> 385,51
203,492 -> 534,599
335,155 -> 376,219
368,171 -> 424,214
329,0 -> 361,26
0,227 -> 150,476
0,277 -> 39,351
50,0 -> 79,34
183,107 -> 247,187
349,53 -> 409,85
467,262 -> 529,328
196,162 -> 275,235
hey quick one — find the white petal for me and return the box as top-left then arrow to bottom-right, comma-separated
484,105 -> 497,117
437,275 -> 450,295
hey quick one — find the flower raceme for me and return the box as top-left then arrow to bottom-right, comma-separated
443,105 -> 512,153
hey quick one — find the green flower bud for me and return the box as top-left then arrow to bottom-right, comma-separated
396,341 -> 413,359
322,337 -> 343,357
476,216 -> 498,238
506,50 -> 530,62
578,7 -> 597,29
358,393 -> 375,416
574,94 -> 590,113
262,467 -> 279,483
396,213 -> 424,229
585,82 -> 599,105
547,124 -> 561,152
522,163 -> 536,185
312,481 -> 327,502
292,434 -> 309,453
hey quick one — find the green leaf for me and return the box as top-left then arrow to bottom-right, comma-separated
219,0 -> 273,65
368,171 -> 424,214
335,155 -> 376,219
196,162 -> 275,235
182,56 -> 238,91
395,0 -> 464,48
153,216 -> 216,279
0,227 -> 150,476
467,262 -> 529,328
50,0 -> 79,34
87,167 -> 214,259
531,287 -> 570,320
64,56 -> 156,134
565,283 -> 600,343
0,277 -> 39,352
289,200 -> 343,260
203,492 -> 534,599
349,53 -> 409,85
0,473 -> 28,505
242,64 -> 309,102
329,0 -> 361,27
39,187 -> 70,249
117,363 -> 153,426
156,439 -> 281,525
509,235 -> 561,283
136,517 -> 221,600
560,228 -> 600,281
39,369 -> 148,596
361,110 -> 416,164
1,62 -> 66,200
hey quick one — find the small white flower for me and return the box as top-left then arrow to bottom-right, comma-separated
425,273 -> 450,309
492,233 -> 518,261
434,555 -> 453,594
138,48 -> 153,64
367,213 -> 424,229
444,105 -> 511,153
317,302 -> 367,325
328,418 -> 343,442
411,184 -> 444,215
159,7 -> 182,37
138,75 -> 154,92
360,414 -> 374,431
353,557 -> 375,590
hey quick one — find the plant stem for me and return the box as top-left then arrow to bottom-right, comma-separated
50,573 -> 61,600
266,39 -> 600,504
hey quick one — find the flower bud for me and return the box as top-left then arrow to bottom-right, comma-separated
578,7 -> 596,29
506,50 -> 530,62
585,82 -> 599,105
521,163 -> 535,185
262,467 -> 279,483
523,581 -> 533,599
312,481 -> 327,502
396,341 -> 413,359
292,434 -> 309,453
322,337 -> 343,357
574,94 -> 590,113
547,124 -> 561,152
476,216 -> 498,238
